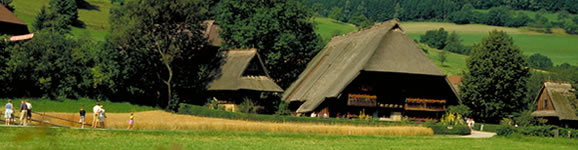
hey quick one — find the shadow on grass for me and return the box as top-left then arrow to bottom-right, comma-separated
77,0 -> 100,11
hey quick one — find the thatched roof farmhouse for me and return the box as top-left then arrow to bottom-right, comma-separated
283,19 -> 459,121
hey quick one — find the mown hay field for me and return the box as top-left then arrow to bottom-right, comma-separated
1,126 -> 577,150
29,110 -> 432,136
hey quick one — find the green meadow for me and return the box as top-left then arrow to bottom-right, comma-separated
421,44 -> 468,76
312,17 -> 359,42
402,22 -> 578,65
1,126 -> 576,150
12,0 -> 111,41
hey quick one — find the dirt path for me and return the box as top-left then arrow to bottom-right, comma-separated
460,130 -> 496,138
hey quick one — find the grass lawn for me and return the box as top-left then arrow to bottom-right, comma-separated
421,44 -> 468,76
312,17 -> 358,42
0,98 -> 157,113
12,0 -> 111,41
1,126 -> 577,150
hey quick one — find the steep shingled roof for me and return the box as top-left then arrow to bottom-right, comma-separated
0,4 -> 25,25
282,19 -> 454,113
532,81 -> 578,121
208,49 -> 283,92
202,20 -> 222,47
0,4 -> 29,35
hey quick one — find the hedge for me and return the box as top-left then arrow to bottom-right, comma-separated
497,125 -> 578,138
177,104 -> 411,126
473,123 -> 502,132
424,123 -> 471,135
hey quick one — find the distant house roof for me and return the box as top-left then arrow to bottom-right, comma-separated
532,81 -> 578,121
203,20 -> 222,47
208,49 -> 283,92
283,19 -> 456,113
0,4 -> 29,35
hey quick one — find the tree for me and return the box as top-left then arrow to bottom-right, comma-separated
311,3 -> 324,16
528,53 -> 553,70
1,0 -> 14,11
505,12 -> 531,27
460,30 -> 530,123
444,31 -> 469,55
563,20 -> 578,34
215,0 -> 323,88
420,28 -> 448,49
485,6 -> 511,26
439,50 -> 448,66
48,0 -> 78,26
108,0 -> 210,110
5,30 -> 117,98
329,7 -> 344,22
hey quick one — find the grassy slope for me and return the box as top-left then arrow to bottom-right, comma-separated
313,17 -> 358,42
1,127 -> 577,150
12,0 -> 111,41
0,98 -> 157,113
421,44 -> 468,76
403,22 -> 578,65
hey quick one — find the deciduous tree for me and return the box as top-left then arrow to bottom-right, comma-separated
460,30 -> 530,123
215,0 -> 323,88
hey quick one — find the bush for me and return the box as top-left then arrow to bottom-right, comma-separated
177,104 -> 409,126
497,125 -> 518,136
424,123 -> 471,135
473,123 -> 502,132
420,28 -> 448,49
528,53 -> 553,70
496,125 -> 578,139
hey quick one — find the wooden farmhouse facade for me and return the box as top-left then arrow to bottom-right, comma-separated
283,20 -> 460,121
531,81 -> 578,128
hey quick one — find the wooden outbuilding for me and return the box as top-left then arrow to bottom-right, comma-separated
282,19 -> 460,121
531,81 -> 577,128
0,4 -> 29,35
207,48 -> 283,112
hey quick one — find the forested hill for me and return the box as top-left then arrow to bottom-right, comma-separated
304,0 -> 578,22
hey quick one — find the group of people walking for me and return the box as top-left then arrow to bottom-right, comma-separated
4,100 -> 134,130
3,99 -> 32,126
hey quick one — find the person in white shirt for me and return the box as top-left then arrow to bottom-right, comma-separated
92,102 -> 101,128
26,100 -> 32,124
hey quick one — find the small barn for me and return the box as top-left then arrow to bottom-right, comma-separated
283,20 -> 460,121
531,81 -> 578,128
0,4 -> 29,35
207,49 -> 283,112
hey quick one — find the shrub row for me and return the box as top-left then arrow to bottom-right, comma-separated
424,123 -> 471,135
473,123 -> 502,132
497,125 -> 578,138
177,104 -> 410,126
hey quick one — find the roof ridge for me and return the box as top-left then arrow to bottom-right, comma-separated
329,19 -> 399,42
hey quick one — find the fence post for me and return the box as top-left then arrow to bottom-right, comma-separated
480,124 -> 484,131
554,129 -> 559,138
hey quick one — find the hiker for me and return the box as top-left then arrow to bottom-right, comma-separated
99,105 -> 106,128
92,102 -> 101,128
19,100 -> 28,126
128,112 -> 134,130
26,100 -> 32,124
79,107 -> 86,128
4,99 -> 13,125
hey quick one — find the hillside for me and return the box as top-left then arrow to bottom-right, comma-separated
12,0 -> 111,41
402,22 -> 578,65
312,17 -> 358,42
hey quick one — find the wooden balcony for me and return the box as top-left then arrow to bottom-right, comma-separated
404,104 -> 445,112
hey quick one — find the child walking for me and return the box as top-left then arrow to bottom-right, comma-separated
79,107 -> 86,128
128,113 -> 134,130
